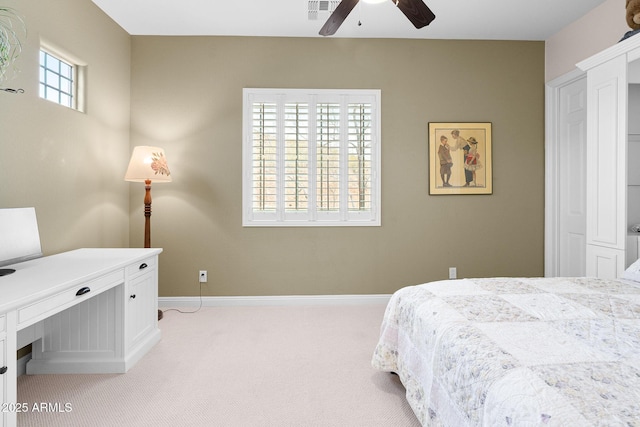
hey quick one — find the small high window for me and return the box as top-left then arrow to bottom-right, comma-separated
39,49 -> 76,109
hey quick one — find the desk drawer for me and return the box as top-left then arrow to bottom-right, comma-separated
18,269 -> 124,327
126,257 -> 156,278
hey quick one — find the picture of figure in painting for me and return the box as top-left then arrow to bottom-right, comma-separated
463,137 -> 483,186
462,144 -> 473,187
437,135 -> 453,187
449,129 -> 468,186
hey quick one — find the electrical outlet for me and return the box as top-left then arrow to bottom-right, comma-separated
448,267 -> 457,280
199,270 -> 207,283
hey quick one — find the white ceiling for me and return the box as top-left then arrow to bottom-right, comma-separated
91,0 -> 608,41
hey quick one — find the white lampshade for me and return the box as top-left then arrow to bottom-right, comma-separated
362,0 -> 387,4
124,146 -> 172,183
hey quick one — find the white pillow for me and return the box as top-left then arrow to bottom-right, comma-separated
623,258 -> 640,282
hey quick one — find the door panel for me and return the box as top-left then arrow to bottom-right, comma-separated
558,77 -> 587,277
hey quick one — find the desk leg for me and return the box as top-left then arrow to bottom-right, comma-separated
4,311 -> 17,427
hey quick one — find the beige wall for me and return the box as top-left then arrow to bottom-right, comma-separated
131,37 -> 545,296
0,1 -> 546,297
546,0 -> 628,81
0,0 -> 131,254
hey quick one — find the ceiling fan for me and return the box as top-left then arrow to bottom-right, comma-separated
319,0 -> 436,36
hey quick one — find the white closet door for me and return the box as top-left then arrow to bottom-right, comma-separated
585,54 -> 627,277
558,77 -> 587,277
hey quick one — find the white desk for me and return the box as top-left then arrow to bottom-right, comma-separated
0,248 -> 162,427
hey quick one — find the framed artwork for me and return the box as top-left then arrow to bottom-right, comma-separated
428,122 -> 492,195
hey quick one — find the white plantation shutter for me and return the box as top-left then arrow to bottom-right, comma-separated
284,103 -> 309,213
348,103 -> 373,212
243,89 -> 381,226
251,102 -> 277,212
316,103 -> 341,213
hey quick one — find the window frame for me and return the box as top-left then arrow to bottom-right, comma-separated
242,88 -> 381,227
38,45 -> 85,112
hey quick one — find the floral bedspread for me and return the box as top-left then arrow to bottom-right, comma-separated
372,277 -> 640,426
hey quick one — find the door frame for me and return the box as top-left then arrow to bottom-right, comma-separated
544,68 -> 586,277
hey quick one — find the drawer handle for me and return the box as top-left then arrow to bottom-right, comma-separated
76,287 -> 91,296
139,263 -> 148,270
130,294 -> 136,299
0,366 -> 7,375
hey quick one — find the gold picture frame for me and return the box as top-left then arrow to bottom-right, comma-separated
428,122 -> 492,195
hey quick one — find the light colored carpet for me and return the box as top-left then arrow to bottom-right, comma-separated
17,304 -> 420,426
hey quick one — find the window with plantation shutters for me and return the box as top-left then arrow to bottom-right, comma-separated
243,89 -> 381,226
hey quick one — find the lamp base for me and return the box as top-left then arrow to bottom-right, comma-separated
0,269 -> 16,276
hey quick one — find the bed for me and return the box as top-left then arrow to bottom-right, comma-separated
372,261 -> 640,426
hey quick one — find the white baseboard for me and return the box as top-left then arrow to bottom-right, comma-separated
159,294 -> 392,308
17,353 -> 31,377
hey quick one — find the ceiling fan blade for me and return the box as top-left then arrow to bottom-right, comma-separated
319,0 -> 360,36
394,0 -> 435,29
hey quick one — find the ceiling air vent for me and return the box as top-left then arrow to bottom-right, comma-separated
308,1 -> 340,21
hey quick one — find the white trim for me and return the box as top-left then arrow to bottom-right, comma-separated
544,68 -> 585,277
577,33 -> 640,72
159,294 -> 391,307
16,353 -> 31,377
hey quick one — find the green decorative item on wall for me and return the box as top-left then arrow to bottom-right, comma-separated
0,6 -> 25,92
